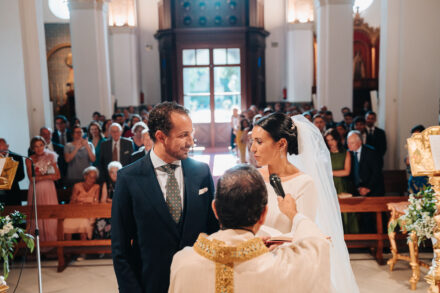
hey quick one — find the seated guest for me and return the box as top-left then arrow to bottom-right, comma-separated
102,119 -> 112,139
26,136 -> 60,246
302,111 -> 312,122
129,128 -> 153,164
342,112 -> 354,131
52,115 -> 72,146
0,138 -> 25,205
324,129 -> 358,234
405,124 -> 429,194
64,166 -> 100,240
88,122 -> 105,168
112,113 -> 125,127
64,126 -> 96,186
325,110 -> 336,129
92,111 -> 102,126
341,106 -> 351,116
99,123 -> 133,181
169,164 -> 331,293
365,111 -> 387,167
347,130 -> 384,196
336,122 -> 348,146
123,114 -> 142,138
130,121 -> 148,152
353,116 -> 367,144
313,114 -> 326,135
93,161 -> 122,240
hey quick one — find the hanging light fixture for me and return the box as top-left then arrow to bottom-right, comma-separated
108,0 -> 137,27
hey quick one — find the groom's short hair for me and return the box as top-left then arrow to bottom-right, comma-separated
147,102 -> 189,142
215,164 -> 267,229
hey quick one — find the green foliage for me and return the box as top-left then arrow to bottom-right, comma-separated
0,205 -> 34,279
397,186 -> 437,246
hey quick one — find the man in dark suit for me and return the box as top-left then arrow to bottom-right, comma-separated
129,128 -> 153,164
52,115 -> 72,146
347,130 -> 384,196
0,138 -> 25,205
99,123 -> 133,181
112,102 -> 219,293
365,111 -> 387,167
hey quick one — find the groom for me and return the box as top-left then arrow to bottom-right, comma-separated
111,102 -> 219,293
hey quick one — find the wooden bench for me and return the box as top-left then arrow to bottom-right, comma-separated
5,196 -> 408,271
339,196 -> 409,264
5,204 -> 112,272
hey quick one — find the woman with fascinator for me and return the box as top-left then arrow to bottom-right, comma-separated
251,112 -> 359,293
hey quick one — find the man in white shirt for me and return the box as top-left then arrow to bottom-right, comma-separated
169,164 -> 332,293
112,102 -> 218,293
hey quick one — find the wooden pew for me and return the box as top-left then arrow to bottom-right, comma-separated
5,196 -> 408,270
4,204 -> 112,272
339,196 -> 409,264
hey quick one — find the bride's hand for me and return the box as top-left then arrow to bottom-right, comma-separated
277,194 -> 297,221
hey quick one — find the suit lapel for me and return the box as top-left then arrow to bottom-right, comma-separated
181,159 -> 198,233
137,152 -> 180,238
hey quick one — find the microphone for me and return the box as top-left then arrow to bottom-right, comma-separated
269,174 -> 285,198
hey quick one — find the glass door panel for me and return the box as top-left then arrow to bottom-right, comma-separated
181,47 -> 242,147
183,67 -> 211,123
213,66 -> 241,123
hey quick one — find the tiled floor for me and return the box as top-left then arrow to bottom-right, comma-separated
5,253 -> 432,292
7,150 -> 425,292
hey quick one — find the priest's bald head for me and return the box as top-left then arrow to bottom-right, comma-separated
212,164 -> 268,232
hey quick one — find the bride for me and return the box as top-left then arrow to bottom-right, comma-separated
251,112 -> 359,293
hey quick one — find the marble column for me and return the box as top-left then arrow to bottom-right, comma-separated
0,0 -> 52,148
68,0 -> 113,124
378,0 -> 440,170
286,22 -> 314,102
109,26 -> 140,107
315,0 -> 353,121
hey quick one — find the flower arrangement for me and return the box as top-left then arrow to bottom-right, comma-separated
392,186 -> 437,245
0,203 -> 34,279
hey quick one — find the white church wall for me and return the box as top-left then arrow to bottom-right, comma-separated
264,0 -> 287,103
359,0 -> 380,28
379,0 -> 440,170
0,0 -> 32,188
136,0 -> 161,105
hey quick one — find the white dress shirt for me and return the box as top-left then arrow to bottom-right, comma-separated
150,148 -> 184,207
113,139 -> 120,162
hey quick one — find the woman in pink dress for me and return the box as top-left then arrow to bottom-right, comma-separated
26,136 -> 60,246
64,166 -> 100,240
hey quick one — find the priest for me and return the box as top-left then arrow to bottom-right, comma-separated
169,164 -> 332,293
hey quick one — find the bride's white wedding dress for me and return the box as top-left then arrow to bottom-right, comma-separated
259,115 -> 359,293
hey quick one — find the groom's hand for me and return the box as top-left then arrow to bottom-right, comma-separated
277,194 -> 297,221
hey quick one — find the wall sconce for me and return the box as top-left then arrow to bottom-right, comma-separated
108,0 -> 137,27
287,0 -> 314,23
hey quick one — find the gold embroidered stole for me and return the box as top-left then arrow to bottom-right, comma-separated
193,233 -> 269,293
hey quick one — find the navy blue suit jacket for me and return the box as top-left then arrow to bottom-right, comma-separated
111,151 -> 219,293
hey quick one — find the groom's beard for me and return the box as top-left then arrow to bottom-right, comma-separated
164,142 -> 191,161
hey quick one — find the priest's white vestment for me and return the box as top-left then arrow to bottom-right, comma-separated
168,214 -> 331,293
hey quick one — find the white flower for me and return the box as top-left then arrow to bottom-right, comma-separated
0,229 -> 4,237
0,275 -> 5,285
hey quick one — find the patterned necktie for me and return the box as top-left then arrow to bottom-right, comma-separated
112,142 -> 118,161
157,164 -> 182,223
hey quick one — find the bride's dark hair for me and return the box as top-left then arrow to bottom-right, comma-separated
255,112 -> 299,155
